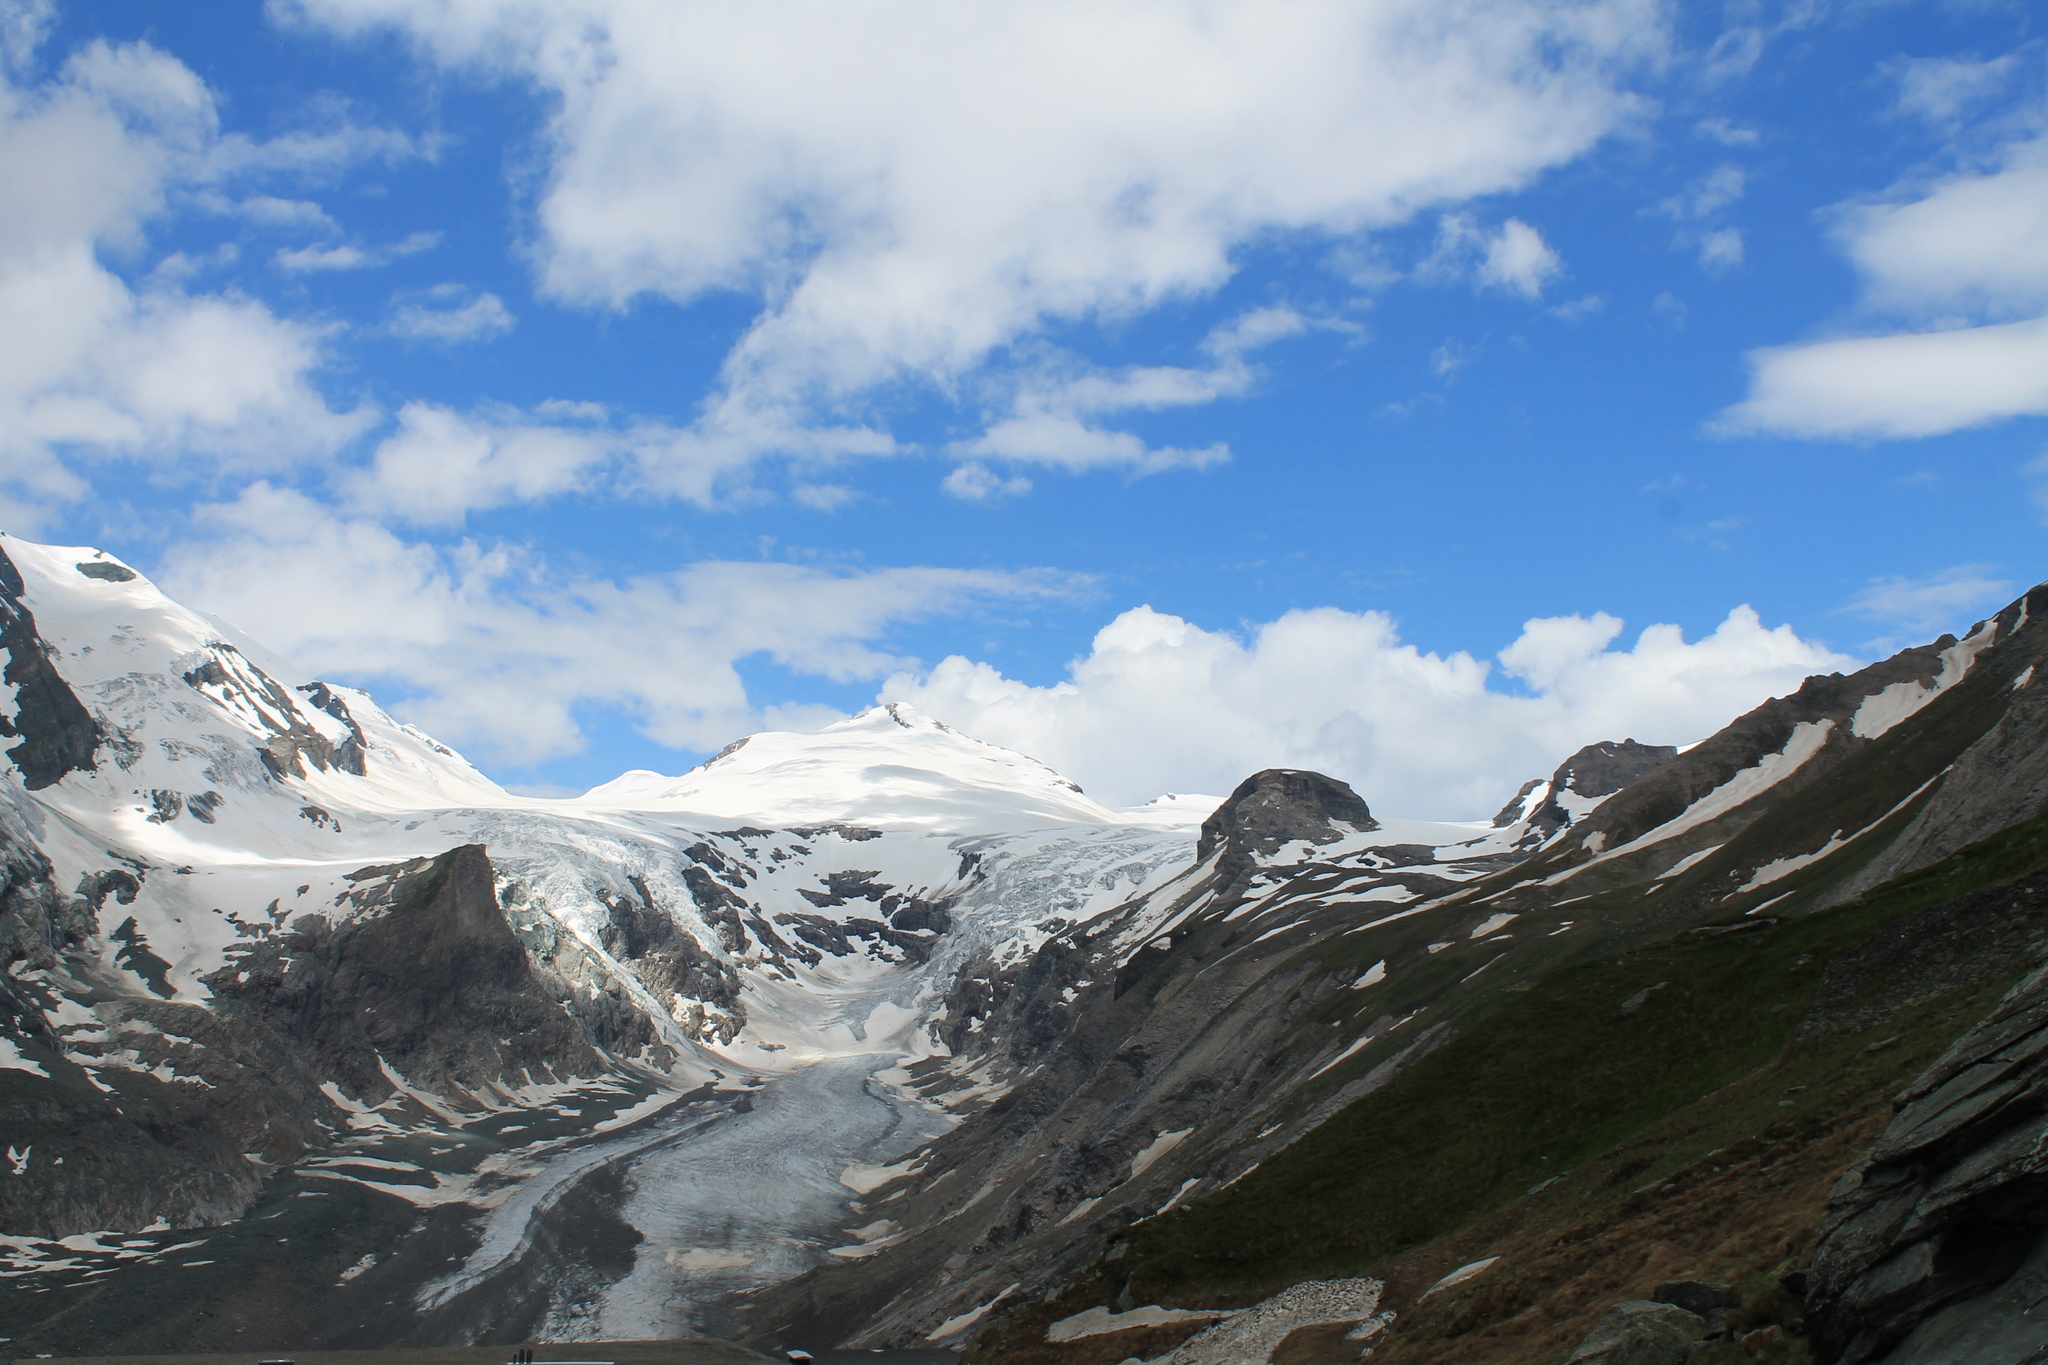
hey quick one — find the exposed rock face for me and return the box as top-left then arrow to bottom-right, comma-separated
1196,769 -> 1377,889
1494,739 -> 1677,839
1807,952 -> 2048,1365
0,841 -> 614,1239
206,845 -> 601,1099
1827,656 -> 2048,903
0,547 -> 102,789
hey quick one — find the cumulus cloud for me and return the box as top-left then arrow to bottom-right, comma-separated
0,27 -> 392,516
1724,125 -> 2048,438
941,461 -> 1032,502
1425,213 -> 1565,298
161,484 -> 1082,764
879,601 -> 1854,816
283,0 -> 1659,468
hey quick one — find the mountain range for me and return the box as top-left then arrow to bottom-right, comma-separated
3,531 -> 2047,1365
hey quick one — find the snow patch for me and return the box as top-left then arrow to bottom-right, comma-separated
1550,720 -> 1834,881
0,1038 -> 47,1078
1656,844 -> 1722,880
1129,1128 -> 1193,1180
1046,1304 -> 1234,1343
1853,616 -> 2001,740
664,1247 -> 756,1270
927,1284 -> 1020,1340
1421,1257 -> 1499,1299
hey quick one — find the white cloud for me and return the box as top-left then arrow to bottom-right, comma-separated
0,29 -> 396,515
1841,565 -> 2015,637
1695,116 -> 1759,146
791,482 -> 858,512
0,0 -> 53,75
1721,315 -> 2048,438
236,194 -> 338,230
879,601 -> 1853,816
387,284 -> 516,343
941,461 -> 1032,502
1698,227 -> 1743,272
285,0 -> 1660,467
1426,213 -> 1565,298
275,229 -> 439,272
1837,142 -> 2048,321
1658,163 -> 1746,220
344,401 -> 616,524
1725,129 -> 2048,438
1201,305 -> 1320,359
1549,291 -> 1605,322
161,484 -> 1081,764
1889,53 -> 2021,127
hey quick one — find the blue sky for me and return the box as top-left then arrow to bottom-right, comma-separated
4,0 -> 2045,814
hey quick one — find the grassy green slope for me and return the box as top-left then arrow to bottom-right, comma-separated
1117,806 -> 2048,1300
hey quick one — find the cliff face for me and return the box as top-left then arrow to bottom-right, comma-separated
0,843 -> 607,1240
1808,938 -> 2048,1365
204,845 -> 601,1101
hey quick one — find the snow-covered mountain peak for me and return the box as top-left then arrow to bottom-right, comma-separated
575,701 -> 1124,832
0,533 -> 511,835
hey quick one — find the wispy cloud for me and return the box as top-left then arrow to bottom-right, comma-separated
276,229 -> 439,272
386,284 -> 515,343
1841,565 -> 2015,637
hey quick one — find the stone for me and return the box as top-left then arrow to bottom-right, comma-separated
1806,957 -> 2048,1365
1653,1280 -> 1737,1317
1568,1300 -> 1707,1365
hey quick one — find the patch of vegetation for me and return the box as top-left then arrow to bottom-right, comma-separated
1114,806 -> 2048,1303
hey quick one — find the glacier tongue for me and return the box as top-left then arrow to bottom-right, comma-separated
0,533 -> 1232,1344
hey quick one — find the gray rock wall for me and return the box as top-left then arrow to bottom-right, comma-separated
1808,940 -> 2048,1364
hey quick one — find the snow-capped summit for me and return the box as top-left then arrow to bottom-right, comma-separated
0,533 -> 512,855
576,702 -> 1127,831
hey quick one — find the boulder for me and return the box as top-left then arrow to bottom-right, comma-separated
1567,1300 -> 1706,1365
1806,959 -> 2048,1365
1652,1281 -> 1735,1317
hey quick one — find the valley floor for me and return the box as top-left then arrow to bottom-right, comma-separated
2,1055 -> 950,1357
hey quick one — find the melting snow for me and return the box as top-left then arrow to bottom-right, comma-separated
1129,1128 -> 1193,1180
0,1038 -> 47,1078
1046,1304 -> 1234,1342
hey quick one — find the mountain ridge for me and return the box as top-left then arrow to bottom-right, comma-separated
4,534 -> 2048,1365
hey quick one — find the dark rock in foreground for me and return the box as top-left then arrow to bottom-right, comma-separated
1807,957 -> 2048,1365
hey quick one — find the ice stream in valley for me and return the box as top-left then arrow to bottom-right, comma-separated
414,1049 -> 950,1344
579,1053 -> 952,1340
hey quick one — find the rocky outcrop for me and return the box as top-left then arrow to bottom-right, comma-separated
1807,954 -> 2048,1365
206,845 -> 602,1101
1493,739 -> 1676,841
1196,769 -> 1377,891
1826,639 -> 2048,904
0,545 -> 102,789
